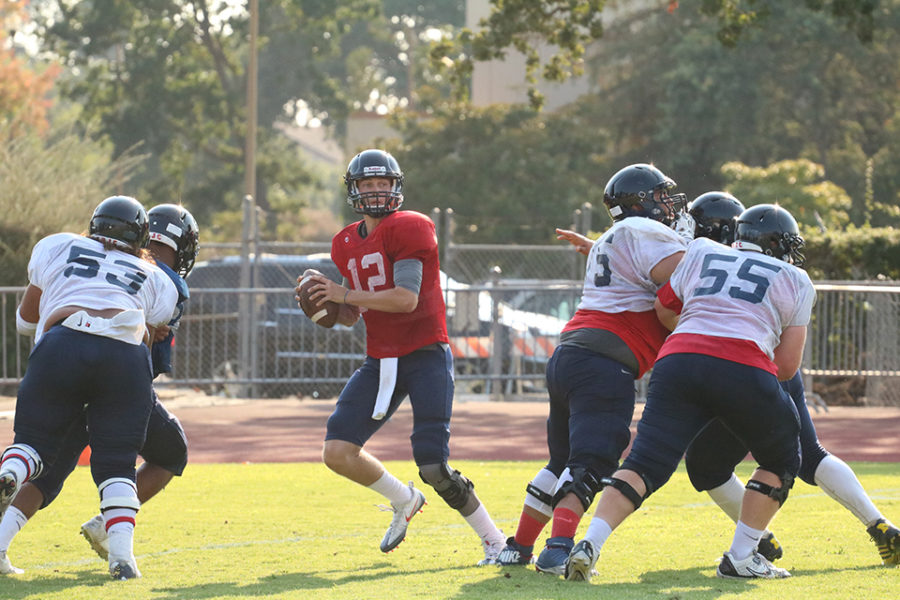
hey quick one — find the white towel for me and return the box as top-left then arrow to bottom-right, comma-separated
62,309 -> 146,345
371,356 -> 398,420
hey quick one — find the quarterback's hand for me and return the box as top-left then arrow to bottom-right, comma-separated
556,228 -> 593,256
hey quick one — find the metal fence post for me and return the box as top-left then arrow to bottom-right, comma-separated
487,265 -> 503,401
239,195 -> 254,398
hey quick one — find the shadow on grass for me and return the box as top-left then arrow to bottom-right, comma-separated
148,561 -> 476,599
449,561 -> 892,600
1,568 -> 129,599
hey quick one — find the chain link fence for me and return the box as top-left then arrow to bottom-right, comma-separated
0,202 -> 898,405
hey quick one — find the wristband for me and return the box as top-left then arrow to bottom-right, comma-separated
16,308 -> 38,336
343,289 -> 350,304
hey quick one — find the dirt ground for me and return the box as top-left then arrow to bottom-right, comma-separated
4,388 -> 895,464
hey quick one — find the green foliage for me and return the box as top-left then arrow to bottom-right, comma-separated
584,1 -> 900,228
0,117 -> 145,285
390,102 -> 610,244
700,0 -> 877,45
804,226 -> 900,280
3,460 -> 898,598
720,159 -> 852,229
430,0 -> 608,109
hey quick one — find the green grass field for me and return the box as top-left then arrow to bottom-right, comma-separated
1,460 -> 898,599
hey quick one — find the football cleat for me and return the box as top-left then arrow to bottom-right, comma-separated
109,558 -> 141,580
477,534 -> 506,566
535,536 -> 573,576
867,518 -> 900,566
0,470 -> 19,515
81,514 -> 110,560
564,539 -> 598,582
379,482 -> 426,553
497,536 -> 535,566
716,550 -> 791,579
0,550 -> 23,575
757,531 -> 784,562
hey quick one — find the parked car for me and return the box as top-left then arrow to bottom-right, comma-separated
175,253 -> 365,398
176,253 -> 573,398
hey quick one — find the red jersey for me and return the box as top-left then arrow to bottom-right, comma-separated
331,210 -> 449,358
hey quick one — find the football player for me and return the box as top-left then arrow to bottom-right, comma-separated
565,204 -> 815,582
0,202 -> 198,578
0,196 -> 178,579
685,194 -> 900,566
496,164 -> 689,574
296,149 -> 506,564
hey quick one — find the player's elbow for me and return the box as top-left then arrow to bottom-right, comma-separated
773,326 -> 807,381
395,288 -> 419,313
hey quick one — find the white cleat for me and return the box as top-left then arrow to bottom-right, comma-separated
477,534 -> 506,566
716,550 -> 791,579
0,550 -> 23,575
0,470 -> 19,515
80,514 -> 110,560
565,539 -> 598,582
380,482 -> 426,553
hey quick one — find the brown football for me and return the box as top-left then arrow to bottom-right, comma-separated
297,274 -> 339,329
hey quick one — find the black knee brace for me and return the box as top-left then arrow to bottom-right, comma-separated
526,482 -> 554,507
419,463 -> 474,511
600,475 -> 649,511
552,467 -> 603,512
746,473 -> 794,507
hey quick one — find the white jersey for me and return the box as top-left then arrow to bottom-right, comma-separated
668,237 -> 816,359
28,233 -> 178,344
577,217 -> 687,313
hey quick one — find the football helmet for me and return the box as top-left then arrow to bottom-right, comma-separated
689,191 -> 746,245
148,204 -> 200,277
89,196 -> 149,252
344,149 -> 404,218
734,204 -> 805,266
603,163 -> 686,227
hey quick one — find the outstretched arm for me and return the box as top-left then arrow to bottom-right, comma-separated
555,228 -> 594,256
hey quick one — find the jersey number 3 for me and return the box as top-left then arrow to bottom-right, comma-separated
63,245 -> 148,295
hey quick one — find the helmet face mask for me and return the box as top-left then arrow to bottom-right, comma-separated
688,191 -> 746,245
344,149 -> 404,218
603,163 -> 686,227
148,204 -> 200,277
89,196 -> 149,252
734,204 -> 805,267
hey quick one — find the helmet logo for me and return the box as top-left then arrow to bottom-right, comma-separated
363,166 -> 388,176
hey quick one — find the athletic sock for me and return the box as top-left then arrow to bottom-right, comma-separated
513,512 -> 545,548
729,520 -> 764,561
583,517 -> 613,553
550,507 -> 580,539
0,507 -> 27,552
368,471 -> 413,506
463,504 -> 504,546
814,454 -> 882,526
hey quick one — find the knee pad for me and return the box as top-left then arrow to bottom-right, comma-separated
523,469 -> 558,517
745,473 -> 794,507
600,474 -> 650,511
419,463 -> 474,511
1,443 -> 43,480
98,477 -> 141,512
552,467 -> 603,512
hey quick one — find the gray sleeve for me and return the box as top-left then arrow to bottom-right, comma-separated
394,259 -> 423,294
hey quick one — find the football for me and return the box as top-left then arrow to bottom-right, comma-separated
297,273 -> 340,329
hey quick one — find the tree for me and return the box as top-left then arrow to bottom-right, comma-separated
428,0 -> 883,110
389,100 -> 610,245
719,159 -> 852,230
0,0 -> 59,135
